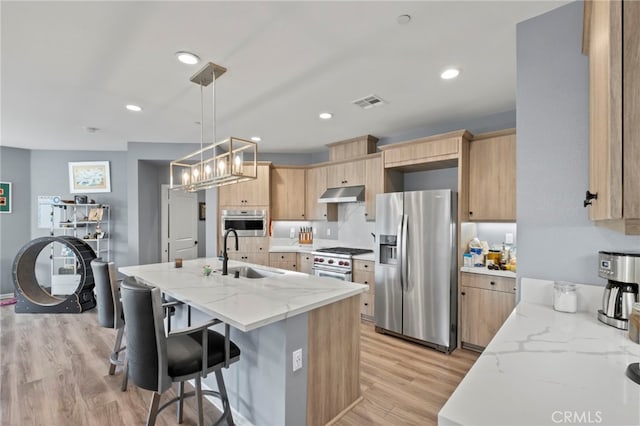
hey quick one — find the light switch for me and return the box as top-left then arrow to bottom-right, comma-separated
505,233 -> 514,244
293,348 -> 303,372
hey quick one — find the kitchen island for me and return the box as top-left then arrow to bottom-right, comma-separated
439,279 -> 640,426
119,258 -> 367,426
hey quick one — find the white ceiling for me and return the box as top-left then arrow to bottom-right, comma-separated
1,1 -> 568,153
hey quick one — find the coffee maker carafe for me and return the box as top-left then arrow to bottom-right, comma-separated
598,251 -> 640,330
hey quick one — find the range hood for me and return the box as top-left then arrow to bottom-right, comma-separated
318,185 -> 365,203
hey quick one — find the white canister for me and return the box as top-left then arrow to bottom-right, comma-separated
553,282 -> 577,313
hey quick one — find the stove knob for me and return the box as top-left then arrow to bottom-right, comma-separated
344,261 -> 350,267
314,258 -> 319,262
328,259 -> 334,264
319,259 -> 324,263
338,261 -> 344,266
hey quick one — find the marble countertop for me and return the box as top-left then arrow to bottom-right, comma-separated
460,266 -> 516,279
119,258 -> 367,332
269,244 -> 315,253
352,253 -> 375,262
439,300 -> 640,425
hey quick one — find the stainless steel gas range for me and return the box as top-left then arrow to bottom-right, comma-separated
312,247 -> 373,281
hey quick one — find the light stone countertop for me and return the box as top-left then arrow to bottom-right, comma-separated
460,266 -> 517,279
352,253 -> 375,262
119,258 -> 367,332
438,293 -> 640,425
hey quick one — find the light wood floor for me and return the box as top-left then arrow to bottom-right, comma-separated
1,306 -> 478,426
334,322 -> 478,426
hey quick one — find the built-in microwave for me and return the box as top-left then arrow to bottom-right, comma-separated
221,209 -> 267,237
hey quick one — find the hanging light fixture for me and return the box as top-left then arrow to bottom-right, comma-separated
170,62 -> 258,192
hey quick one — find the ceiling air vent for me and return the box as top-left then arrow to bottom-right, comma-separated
352,94 -> 388,109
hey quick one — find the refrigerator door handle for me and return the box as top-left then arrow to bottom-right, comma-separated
396,215 -> 404,290
401,214 -> 408,291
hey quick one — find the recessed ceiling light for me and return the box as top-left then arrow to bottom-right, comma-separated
250,136 -> 262,142
126,104 -> 142,112
175,51 -> 200,65
440,68 -> 460,80
319,112 -> 333,120
397,14 -> 411,24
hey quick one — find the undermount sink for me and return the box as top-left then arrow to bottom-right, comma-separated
223,266 -> 285,279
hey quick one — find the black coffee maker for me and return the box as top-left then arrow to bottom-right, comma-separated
597,251 -> 639,330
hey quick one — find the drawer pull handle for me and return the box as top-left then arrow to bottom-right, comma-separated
490,281 -> 496,286
364,264 -> 368,268
364,281 -> 368,284
364,303 -> 368,306
461,291 -> 466,296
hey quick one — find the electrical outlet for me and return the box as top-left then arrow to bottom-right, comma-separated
326,228 -> 331,236
290,227 -> 295,239
293,349 -> 303,372
505,233 -> 514,244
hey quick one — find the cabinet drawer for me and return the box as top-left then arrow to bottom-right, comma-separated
361,292 -> 374,317
269,252 -> 297,263
353,270 -> 374,288
353,260 -> 374,273
461,273 -> 515,293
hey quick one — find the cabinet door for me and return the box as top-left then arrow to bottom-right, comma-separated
461,286 -> 515,348
305,167 -> 337,221
587,0 -> 622,220
271,167 -> 306,220
326,161 -> 365,188
297,253 -> 314,274
219,163 -> 270,207
468,133 -> 516,221
364,156 -> 383,220
269,252 -> 297,271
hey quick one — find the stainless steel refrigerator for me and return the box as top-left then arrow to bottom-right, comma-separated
374,189 -> 457,352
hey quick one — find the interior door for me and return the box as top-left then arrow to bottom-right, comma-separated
161,185 -> 198,262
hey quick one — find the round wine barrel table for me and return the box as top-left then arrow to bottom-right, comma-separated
12,236 -> 97,313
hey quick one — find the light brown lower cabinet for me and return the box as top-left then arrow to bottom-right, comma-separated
224,237 -> 269,267
228,252 -> 269,266
269,252 -> 297,272
461,272 -> 515,351
353,260 -> 375,319
297,252 -> 314,274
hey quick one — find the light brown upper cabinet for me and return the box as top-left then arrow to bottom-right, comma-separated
271,166 -> 306,220
468,130 -> 516,222
218,162 -> 271,207
326,160 -> 365,188
583,0 -> 640,234
381,132 -> 461,169
327,135 -> 378,162
364,155 -> 383,221
305,166 -> 337,221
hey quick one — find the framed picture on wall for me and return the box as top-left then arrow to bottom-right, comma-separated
0,182 -> 12,213
68,161 -> 111,193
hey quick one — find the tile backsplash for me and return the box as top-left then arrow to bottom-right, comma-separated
271,202 -> 374,249
337,203 -> 375,249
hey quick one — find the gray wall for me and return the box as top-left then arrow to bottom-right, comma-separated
0,147 -> 31,294
126,142 -> 201,265
516,1 -> 640,286
29,150 -> 129,267
138,160 -> 162,265
404,168 -> 458,192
